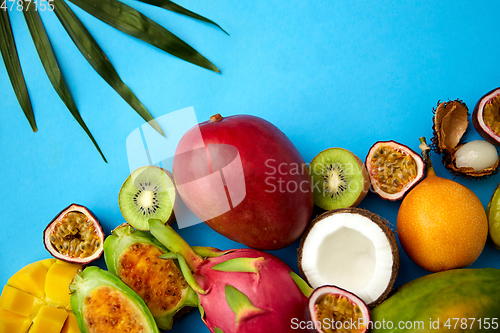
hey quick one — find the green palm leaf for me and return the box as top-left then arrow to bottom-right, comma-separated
23,6 -> 106,162
53,0 -> 164,136
67,0 -> 220,73
137,0 -> 228,35
0,9 -> 37,132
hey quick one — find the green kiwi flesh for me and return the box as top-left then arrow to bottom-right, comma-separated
118,166 -> 176,230
310,148 -> 369,210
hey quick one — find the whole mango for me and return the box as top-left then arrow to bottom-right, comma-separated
371,268 -> 500,332
173,114 -> 314,250
0,259 -> 82,333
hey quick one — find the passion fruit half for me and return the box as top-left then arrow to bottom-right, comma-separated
306,285 -> 370,333
473,87 -> 500,145
44,204 -> 104,265
365,141 -> 424,201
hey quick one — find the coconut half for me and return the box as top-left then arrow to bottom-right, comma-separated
298,208 -> 399,307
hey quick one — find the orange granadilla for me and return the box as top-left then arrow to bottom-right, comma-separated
397,138 -> 488,272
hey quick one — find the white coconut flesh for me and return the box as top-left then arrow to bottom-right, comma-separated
300,212 -> 395,305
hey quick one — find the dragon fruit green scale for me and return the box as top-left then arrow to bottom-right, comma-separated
149,219 -> 309,333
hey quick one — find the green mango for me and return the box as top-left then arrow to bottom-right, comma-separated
486,182 -> 500,249
70,266 -> 159,333
104,224 -> 198,330
371,268 -> 500,332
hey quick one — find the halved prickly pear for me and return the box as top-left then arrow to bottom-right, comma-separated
70,266 -> 159,333
149,219 -> 309,333
103,224 -> 198,330
44,204 -> 104,265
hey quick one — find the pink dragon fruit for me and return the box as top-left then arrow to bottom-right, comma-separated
149,219 -> 310,333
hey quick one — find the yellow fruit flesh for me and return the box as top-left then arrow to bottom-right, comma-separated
83,286 -> 147,333
397,170 -> 488,272
30,306 -> 68,333
0,309 -> 32,333
49,211 -> 101,260
0,285 -> 42,317
315,294 -> 365,333
7,261 -> 50,298
45,260 -> 83,308
42,259 -> 57,270
0,259 -> 82,333
370,145 -> 418,194
61,314 -> 80,333
483,95 -> 500,134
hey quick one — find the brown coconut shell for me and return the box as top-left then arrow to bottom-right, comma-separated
297,207 -> 400,308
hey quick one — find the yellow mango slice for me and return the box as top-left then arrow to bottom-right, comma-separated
0,309 -> 31,333
7,261 -> 50,298
0,285 -> 41,317
30,305 -> 68,333
61,313 -> 80,333
45,260 -> 82,308
0,259 -> 82,333
42,258 -> 57,270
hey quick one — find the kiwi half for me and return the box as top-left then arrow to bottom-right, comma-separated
309,148 -> 369,210
118,166 -> 176,230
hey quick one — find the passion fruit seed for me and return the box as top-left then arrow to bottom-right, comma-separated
370,146 -> 418,194
483,95 -> 500,135
50,212 -> 101,259
316,294 -> 364,333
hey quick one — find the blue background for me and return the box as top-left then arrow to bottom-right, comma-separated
2,0 -> 500,331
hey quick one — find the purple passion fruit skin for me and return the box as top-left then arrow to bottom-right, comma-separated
473,87 -> 500,146
306,285 -> 370,333
365,141 -> 424,201
103,224 -> 198,330
44,204 -> 104,265
69,266 -> 159,333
